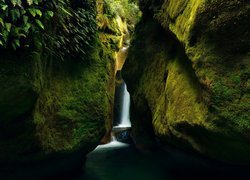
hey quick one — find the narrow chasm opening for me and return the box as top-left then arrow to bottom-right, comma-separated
98,39 -> 134,147
95,0 -> 142,147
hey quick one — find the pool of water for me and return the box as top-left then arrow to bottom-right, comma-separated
77,142 -> 250,180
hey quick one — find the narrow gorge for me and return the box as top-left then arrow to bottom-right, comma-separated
0,0 -> 249,179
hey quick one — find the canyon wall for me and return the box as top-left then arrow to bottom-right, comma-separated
123,0 -> 250,164
0,0 -> 127,178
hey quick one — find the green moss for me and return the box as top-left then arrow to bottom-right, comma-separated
123,0 -> 250,163
124,17 -> 208,151
0,52 -> 38,123
156,0 -> 205,45
0,1 -> 127,178
30,40 -> 115,154
0,12 -> 121,169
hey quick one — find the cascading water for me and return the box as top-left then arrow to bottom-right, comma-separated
94,81 -> 131,150
95,134 -> 128,150
114,82 -> 131,128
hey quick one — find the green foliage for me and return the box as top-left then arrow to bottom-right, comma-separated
0,0 -> 54,50
0,0 -> 98,61
104,0 -> 141,27
52,1 -> 97,60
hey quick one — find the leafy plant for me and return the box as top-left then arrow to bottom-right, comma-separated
52,0 -> 98,60
0,0 -> 98,61
0,0 -> 54,50
104,0 -> 141,26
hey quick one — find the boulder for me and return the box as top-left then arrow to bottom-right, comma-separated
123,0 -> 250,164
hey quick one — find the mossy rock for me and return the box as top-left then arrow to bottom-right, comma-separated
0,1 -> 129,178
123,5 -> 250,164
0,51 -> 39,123
0,36 -> 118,179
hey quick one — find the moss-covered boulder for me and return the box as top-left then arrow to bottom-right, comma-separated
0,39 -> 116,178
0,4 -> 128,180
123,0 -> 250,164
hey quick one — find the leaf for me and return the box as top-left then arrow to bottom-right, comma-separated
21,9 -> 26,15
2,30 -> 8,42
23,15 -> 28,24
35,19 -> 44,30
13,27 -> 20,36
16,0 -> 22,7
28,8 -> 36,17
11,0 -> 17,7
23,23 -> 31,32
18,33 -> 26,38
11,10 -> 16,21
35,9 -> 42,17
60,7 -> 72,16
11,41 -> 17,50
27,0 -> 33,6
0,17 -> 3,26
13,39 -> 20,47
10,9 -> 20,21
47,11 -> 54,17
33,0 -> 39,5
1,4 -> 8,10
5,23 -> 11,32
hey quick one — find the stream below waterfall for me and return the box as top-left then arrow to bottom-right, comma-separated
79,137 -> 250,180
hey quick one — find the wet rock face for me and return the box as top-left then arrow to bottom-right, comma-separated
123,0 -> 250,164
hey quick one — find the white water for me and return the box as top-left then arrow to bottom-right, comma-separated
94,135 -> 129,151
114,83 -> 131,128
121,46 -> 128,52
94,82 -> 131,151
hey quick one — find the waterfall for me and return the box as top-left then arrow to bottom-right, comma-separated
94,131 -> 129,150
95,80 -> 132,150
111,134 -> 117,142
115,82 -> 131,128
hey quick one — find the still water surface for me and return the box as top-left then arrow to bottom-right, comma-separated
79,141 -> 250,180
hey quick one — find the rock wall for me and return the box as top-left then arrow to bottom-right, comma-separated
123,0 -> 250,164
0,1 -> 126,179
0,44 -> 114,179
